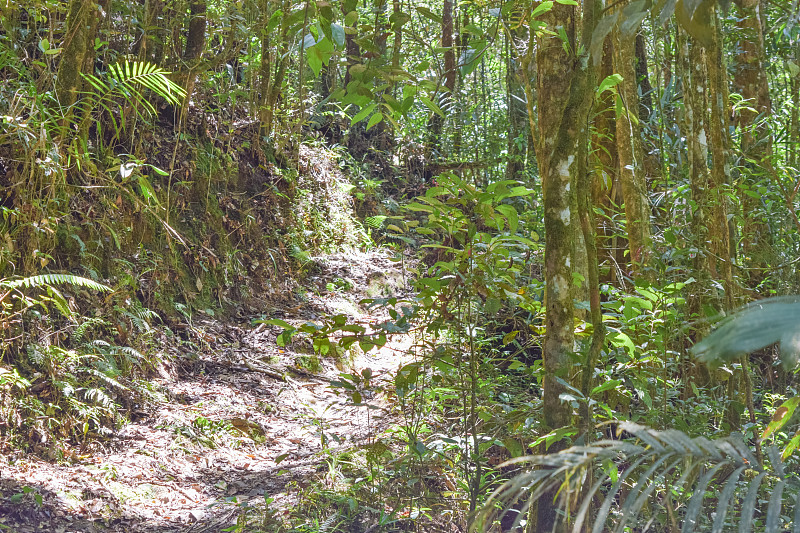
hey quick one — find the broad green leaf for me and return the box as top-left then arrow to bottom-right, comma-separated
419,94 -> 443,117
415,6 -> 442,23
366,112 -> 383,130
502,330 -> 519,345
495,204 -> 519,233
531,1 -> 554,18
503,438 -> 524,458
597,74 -> 623,95
782,430 -> 800,460
301,32 -> 317,51
330,22 -> 345,47
591,379 -> 622,396
459,47 -> 480,77
307,46 -> 323,77
344,10 -> 359,26
762,397 -> 800,440
351,103 -> 377,125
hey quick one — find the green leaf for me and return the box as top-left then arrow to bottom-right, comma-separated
503,438 -> 524,458
531,1 -> 554,18
691,296 -> 800,370
351,103 -> 377,125
495,204 -> 519,233
597,74 -> 623,95
419,95 -> 443,117
782,431 -> 800,460
307,46 -> 323,77
366,112 -> 383,130
502,330 -> 519,345
415,6 -> 442,23
330,22 -> 345,47
345,10 -> 359,26
591,379 -> 622,396
762,397 -> 800,440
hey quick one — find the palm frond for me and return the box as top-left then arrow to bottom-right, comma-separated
472,422 -> 795,533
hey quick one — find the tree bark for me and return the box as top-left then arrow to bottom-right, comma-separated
505,27 -> 528,182
426,0 -> 456,160
733,0 -> 774,282
55,0 -> 100,111
613,27 -> 652,279
528,0 -> 598,527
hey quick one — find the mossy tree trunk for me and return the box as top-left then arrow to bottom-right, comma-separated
593,40 -> 626,286
734,0 -> 775,282
55,0 -> 100,112
527,0 -> 598,527
706,13 -> 735,309
613,27 -> 652,280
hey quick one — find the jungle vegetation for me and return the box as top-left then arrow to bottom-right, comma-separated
1,0 -> 800,531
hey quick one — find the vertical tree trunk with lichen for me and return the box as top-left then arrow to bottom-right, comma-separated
733,0 -> 774,281
528,0 -> 598,527
259,0 -> 290,143
55,0 -> 100,111
613,28 -> 652,279
706,13 -> 734,309
679,29 -> 715,392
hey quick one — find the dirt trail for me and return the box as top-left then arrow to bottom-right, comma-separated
0,250 -> 414,532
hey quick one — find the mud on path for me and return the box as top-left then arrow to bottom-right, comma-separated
0,250 -> 415,533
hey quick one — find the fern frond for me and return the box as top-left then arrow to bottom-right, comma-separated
1,274 -> 111,292
80,367 -> 129,392
364,215 -> 387,229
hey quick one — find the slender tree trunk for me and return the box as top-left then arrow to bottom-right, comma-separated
635,34 -> 653,122
706,12 -> 734,308
613,27 -> 652,279
260,0 -> 290,141
426,0 -> 456,160
505,28 -> 528,182
593,40 -> 625,286
733,0 -> 774,282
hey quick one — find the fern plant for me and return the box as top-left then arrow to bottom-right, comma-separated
0,274 -> 111,326
472,421 -> 799,533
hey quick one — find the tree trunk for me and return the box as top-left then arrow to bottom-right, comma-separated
613,27 -> 652,279
528,0 -> 598,527
706,12 -> 734,309
426,0 -> 456,160
593,40 -> 625,286
55,0 -> 100,111
505,27 -> 528,182
733,0 -> 774,283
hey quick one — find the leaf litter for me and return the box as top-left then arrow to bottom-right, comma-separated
0,250 -> 415,532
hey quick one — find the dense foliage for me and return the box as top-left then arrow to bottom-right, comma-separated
2,0 -> 800,530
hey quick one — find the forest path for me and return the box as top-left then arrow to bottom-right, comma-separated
0,250 -> 414,533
